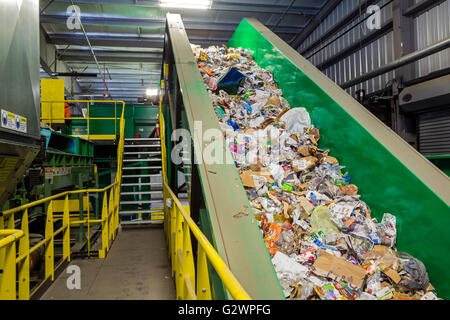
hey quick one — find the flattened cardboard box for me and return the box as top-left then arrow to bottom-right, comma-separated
313,251 -> 367,291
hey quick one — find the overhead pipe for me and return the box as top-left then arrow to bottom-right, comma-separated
341,35 -> 450,89
69,0 -> 111,98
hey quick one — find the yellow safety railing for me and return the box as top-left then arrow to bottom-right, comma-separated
41,100 -> 121,140
0,100 -> 126,300
158,82 -> 250,300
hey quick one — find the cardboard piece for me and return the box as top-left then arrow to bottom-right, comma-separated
339,184 -> 359,196
298,145 -> 317,157
364,245 -> 398,270
312,251 -> 367,291
240,170 -> 274,188
291,156 -> 318,172
265,96 -> 280,107
320,155 -> 339,166
383,267 -> 402,284
307,128 -> 320,145
298,196 -> 314,216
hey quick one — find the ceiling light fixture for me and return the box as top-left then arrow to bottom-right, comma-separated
146,88 -> 159,96
159,0 -> 212,10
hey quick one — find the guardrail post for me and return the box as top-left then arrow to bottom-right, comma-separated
99,191 -> 109,258
63,195 -> 70,262
170,202 -> 176,277
114,184 -> 120,235
182,220 -> 195,299
196,245 -> 212,300
175,208 -> 184,299
45,201 -> 55,281
18,209 -> 30,300
108,188 -> 114,244
0,240 -> 16,299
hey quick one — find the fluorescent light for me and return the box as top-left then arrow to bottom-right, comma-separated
146,88 -> 159,96
160,0 -> 212,9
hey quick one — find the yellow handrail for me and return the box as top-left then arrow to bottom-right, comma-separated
40,100 -> 121,140
0,230 -> 24,248
0,100 -> 126,300
158,81 -> 251,300
163,182 -> 251,300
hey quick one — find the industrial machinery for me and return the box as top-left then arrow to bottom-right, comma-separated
1,7 -> 449,300
0,0 -> 41,208
160,14 -> 450,299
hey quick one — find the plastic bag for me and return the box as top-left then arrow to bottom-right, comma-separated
376,213 -> 397,248
279,107 -> 311,134
310,206 -> 340,235
397,252 -> 430,290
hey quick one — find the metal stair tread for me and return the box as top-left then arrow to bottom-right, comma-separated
120,220 -> 164,225
120,200 -> 163,204
120,190 -> 162,195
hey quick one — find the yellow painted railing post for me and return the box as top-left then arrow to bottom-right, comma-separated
0,240 -> 16,299
45,201 -> 55,281
170,203 -> 177,277
196,245 -> 212,300
108,188 -> 114,244
99,191 -> 109,258
114,184 -> 120,235
175,209 -> 184,300
7,212 -> 14,229
182,221 -> 196,299
18,209 -> 30,300
87,191 -> 91,256
63,195 -> 70,262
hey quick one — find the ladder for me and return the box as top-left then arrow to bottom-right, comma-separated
119,137 -> 164,225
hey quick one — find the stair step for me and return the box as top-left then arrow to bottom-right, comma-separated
125,138 -> 160,141
124,151 -> 161,155
120,200 -> 163,204
123,158 -> 161,162
119,210 -> 163,215
120,191 -> 163,195
122,174 -> 161,178
123,166 -> 162,170
124,144 -> 160,148
121,220 -> 164,225
121,182 -> 162,187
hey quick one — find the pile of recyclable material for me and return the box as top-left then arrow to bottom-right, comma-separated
192,44 -> 439,300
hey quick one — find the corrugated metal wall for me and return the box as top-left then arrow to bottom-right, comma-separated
414,0 -> 450,78
298,0 -> 450,95
418,108 -> 450,155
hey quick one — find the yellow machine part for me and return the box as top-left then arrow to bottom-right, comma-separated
41,79 -> 65,124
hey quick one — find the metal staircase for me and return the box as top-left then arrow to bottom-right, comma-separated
119,138 -> 164,225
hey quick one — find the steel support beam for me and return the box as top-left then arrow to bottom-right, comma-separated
46,33 -> 228,48
341,35 -> 450,89
45,0 -> 321,16
393,0 -> 416,85
40,14 -> 304,35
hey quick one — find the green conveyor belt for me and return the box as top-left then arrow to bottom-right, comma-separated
164,15 -> 450,299
228,18 -> 450,299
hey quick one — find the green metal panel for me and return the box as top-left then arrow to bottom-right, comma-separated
427,156 -> 450,177
73,104 -> 158,139
164,14 -> 284,299
229,18 -> 450,298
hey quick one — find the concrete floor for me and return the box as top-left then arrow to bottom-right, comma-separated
41,226 -> 175,300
